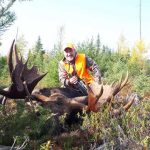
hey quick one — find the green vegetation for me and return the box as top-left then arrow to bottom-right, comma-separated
0,36 -> 150,149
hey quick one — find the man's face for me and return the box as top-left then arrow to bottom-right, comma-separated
64,48 -> 76,62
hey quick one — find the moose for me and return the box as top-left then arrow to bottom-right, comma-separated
0,40 -> 135,119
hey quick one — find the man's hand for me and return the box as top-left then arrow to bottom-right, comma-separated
69,76 -> 78,84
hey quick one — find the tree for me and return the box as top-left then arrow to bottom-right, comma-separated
35,36 -> 44,54
117,33 -> 129,55
28,36 -> 45,71
54,25 -> 65,51
16,34 -> 28,56
96,33 -> 101,55
0,0 -> 31,36
0,0 -> 16,36
129,40 -> 147,68
0,55 -> 9,86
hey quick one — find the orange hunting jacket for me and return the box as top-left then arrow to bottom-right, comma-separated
61,54 -> 94,84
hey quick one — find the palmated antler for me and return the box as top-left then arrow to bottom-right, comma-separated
0,40 -> 47,99
98,72 -> 129,105
89,72 -> 134,114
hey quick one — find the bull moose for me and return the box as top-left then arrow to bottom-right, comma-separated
0,40 -> 135,120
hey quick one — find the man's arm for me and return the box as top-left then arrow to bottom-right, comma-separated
86,56 -> 101,83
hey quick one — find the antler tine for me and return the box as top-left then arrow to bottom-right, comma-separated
20,58 -> 28,78
8,39 -> 15,76
28,73 -> 47,92
95,84 -> 103,104
14,44 -> 20,66
118,73 -> 123,86
105,73 -> 127,103
112,72 -> 128,97
123,94 -> 135,111
110,81 -> 115,87
120,71 -> 129,90
111,82 -> 121,99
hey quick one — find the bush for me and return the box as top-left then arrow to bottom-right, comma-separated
132,74 -> 150,96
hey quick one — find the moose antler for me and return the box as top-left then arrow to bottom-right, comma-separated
88,72 -> 134,114
0,40 -> 47,99
96,72 -> 129,105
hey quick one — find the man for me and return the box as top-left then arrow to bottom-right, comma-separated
58,43 -> 101,96
58,43 -> 101,126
